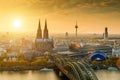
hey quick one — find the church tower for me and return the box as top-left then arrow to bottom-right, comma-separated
36,20 -> 42,39
35,19 -> 54,52
43,19 -> 49,39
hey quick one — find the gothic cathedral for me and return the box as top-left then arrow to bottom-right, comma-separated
35,19 -> 54,52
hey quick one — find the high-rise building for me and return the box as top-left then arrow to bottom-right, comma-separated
35,19 -> 54,52
104,27 -> 108,40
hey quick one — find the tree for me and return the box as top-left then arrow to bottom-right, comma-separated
116,58 -> 120,68
92,60 -> 97,65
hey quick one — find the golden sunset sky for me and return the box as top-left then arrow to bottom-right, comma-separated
0,0 -> 120,34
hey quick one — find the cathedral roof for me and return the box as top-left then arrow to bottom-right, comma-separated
36,38 -> 53,42
36,39 -> 44,42
44,39 -> 53,42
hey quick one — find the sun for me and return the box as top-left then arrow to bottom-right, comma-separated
13,20 -> 21,28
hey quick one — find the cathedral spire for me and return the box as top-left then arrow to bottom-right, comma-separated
43,19 -> 49,39
36,19 -> 42,39
45,19 -> 47,29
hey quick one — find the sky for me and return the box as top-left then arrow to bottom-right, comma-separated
0,0 -> 120,34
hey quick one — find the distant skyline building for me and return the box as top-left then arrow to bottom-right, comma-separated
65,32 -> 68,38
104,27 -> 108,40
75,22 -> 78,37
35,19 -> 54,52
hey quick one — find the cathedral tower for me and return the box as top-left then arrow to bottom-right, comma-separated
36,20 -> 42,39
43,19 -> 49,39
35,19 -> 54,52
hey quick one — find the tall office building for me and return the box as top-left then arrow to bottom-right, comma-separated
104,27 -> 108,40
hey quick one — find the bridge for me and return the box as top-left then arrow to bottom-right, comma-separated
54,57 -> 98,80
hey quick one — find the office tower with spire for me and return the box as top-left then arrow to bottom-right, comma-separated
35,19 -> 54,52
104,27 -> 108,40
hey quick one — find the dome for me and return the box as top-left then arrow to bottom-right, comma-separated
89,51 -> 106,60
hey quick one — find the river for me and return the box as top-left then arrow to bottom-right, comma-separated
0,70 -> 61,80
0,70 -> 120,80
96,70 -> 120,80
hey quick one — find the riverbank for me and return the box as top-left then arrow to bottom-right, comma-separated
95,70 -> 120,80
0,70 -> 61,80
0,66 -> 43,71
91,65 -> 120,71
0,64 -> 55,71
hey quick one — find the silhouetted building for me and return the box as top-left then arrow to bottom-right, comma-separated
75,22 -> 78,37
65,32 -> 69,38
43,19 -> 49,39
104,27 -> 108,40
36,20 -> 42,39
35,19 -> 54,52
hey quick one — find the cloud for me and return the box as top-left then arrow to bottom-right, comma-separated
0,0 -> 120,16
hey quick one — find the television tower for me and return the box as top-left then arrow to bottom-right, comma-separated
75,21 -> 78,37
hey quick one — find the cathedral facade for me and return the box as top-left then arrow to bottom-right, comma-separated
35,19 -> 54,52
